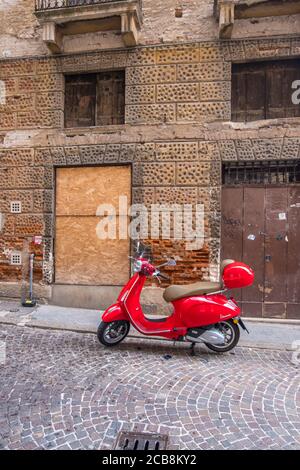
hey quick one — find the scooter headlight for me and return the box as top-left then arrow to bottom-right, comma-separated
133,260 -> 142,272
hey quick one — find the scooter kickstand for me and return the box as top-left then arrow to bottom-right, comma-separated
190,342 -> 196,357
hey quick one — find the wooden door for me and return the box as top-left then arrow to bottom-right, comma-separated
221,185 -> 300,319
55,165 -> 131,286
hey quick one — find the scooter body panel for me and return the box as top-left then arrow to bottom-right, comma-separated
173,294 -> 241,328
102,303 -> 129,323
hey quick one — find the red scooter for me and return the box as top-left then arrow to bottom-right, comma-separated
97,244 -> 254,354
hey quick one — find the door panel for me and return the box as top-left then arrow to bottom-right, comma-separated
264,187 -> 288,303
221,185 -> 300,319
221,187 -> 243,300
287,186 -> 300,303
242,187 -> 265,303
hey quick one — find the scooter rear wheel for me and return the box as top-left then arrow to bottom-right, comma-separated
205,320 -> 240,353
97,320 -> 130,347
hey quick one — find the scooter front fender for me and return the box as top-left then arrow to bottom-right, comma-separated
102,303 -> 129,323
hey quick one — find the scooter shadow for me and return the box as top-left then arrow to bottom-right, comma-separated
102,335 -> 227,361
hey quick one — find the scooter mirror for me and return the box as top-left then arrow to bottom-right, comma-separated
167,259 -> 177,266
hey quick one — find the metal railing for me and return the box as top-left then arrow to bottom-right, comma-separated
35,0 -> 130,11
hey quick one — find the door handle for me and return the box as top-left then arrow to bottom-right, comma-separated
265,255 -> 272,262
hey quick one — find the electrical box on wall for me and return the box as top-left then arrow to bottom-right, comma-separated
10,201 -> 22,214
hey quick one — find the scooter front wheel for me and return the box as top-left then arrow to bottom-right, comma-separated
97,320 -> 130,347
205,320 -> 240,353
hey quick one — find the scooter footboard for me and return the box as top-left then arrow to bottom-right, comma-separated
102,303 -> 129,323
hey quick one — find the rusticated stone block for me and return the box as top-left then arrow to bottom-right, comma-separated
177,62 -> 231,82
44,167 -> 54,189
0,168 -> 15,188
120,144 -> 136,162
34,148 -> 52,165
36,92 -> 64,110
0,60 -> 35,78
128,48 -> 156,66
65,146 -> 81,165
0,215 -> 15,236
209,212 -> 221,240
14,167 -> 44,189
33,190 -> 53,213
281,138 -> 300,159
14,214 -> 44,236
156,142 -> 198,161
82,51 -> 129,72
0,149 -> 33,167
17,110 -> 63,128
210,161 -> 222,186
44,214 -> 54,237
51,147 -> 66,165
126,104 -> 175,124
36,58 -> 61,75
80,145 -> 105,164
18,77 -> 36,94
132,187 -> 156,206
177,102 -> 230,122
156,187 -> 197,205
252,139 -> 282,160
35,74 -> 64,93
219,141 -> 237,161
156,83 -> 199,103
199,44 -> 223,62
1,78 -> 18,95
61,55 -> 90,73
244,39 -> 290,61
209,187 -> 222,212
176,162 -> 210,185
198,141 -> 220,161
0,190 -> 33,213
156,45 -> 199,64
235,140 -> 255,161
133,162 -> 175,186
291,38 -> 300,56
126,85 -> 156,104
200,81 -> 231,101
136,143 -> 156,162
104,144 -> 120,163
221,41 -> 245,62
126,65 -> 176,85
0,94 -> 34,113
0,112 -> 16,130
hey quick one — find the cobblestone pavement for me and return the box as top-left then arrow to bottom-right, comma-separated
0,325 -> 299,450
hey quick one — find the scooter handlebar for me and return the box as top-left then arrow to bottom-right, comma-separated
156,271 -> 170,281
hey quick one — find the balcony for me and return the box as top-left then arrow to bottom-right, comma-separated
214,0 -> 300,38
35,0 -> 143,53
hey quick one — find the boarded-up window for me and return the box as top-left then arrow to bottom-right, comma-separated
232,60 -> 300,122
65,71 -> 125,128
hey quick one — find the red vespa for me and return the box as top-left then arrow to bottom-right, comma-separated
97,244 -> 254,354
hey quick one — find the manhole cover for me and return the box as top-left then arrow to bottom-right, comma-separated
114,431 -> 168,450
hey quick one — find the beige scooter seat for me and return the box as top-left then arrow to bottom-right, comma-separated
163,259 -> 234,303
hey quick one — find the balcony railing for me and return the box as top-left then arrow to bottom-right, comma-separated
35,0 -> 138,11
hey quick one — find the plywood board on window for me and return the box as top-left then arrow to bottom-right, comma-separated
55,165 -> 131,286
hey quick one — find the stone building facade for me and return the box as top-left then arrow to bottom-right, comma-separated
1,1 -> 300,318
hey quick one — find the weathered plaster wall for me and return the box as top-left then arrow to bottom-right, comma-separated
1,0 -> 300,58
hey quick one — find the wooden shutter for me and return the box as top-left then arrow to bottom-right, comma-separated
96,71 -> 125,126
232,59 -> 300,122
65,74 -> 96,128
245,70 -> 266,121
232,69 -> 246,122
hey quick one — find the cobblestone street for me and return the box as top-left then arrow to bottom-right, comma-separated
0,325 -> 299,450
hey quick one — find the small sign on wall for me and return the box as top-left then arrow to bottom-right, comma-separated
33,236 -> 43,245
